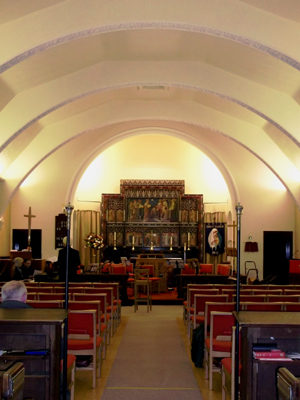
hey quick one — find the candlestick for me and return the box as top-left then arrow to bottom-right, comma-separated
114,232 -> 116,241
184,243 -> 186,252
170,236 -> 173,245
132,236 -> 135,244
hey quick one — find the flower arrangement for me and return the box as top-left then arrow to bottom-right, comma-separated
84,233 -> 104,250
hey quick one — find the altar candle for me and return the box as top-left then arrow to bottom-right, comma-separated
114,232 -> 116,241
170,236 -> 173,245
184,243 -> 186,252
132,236 -> 135,244
188,232 -> 190,242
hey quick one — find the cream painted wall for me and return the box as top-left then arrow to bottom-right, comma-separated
0,132 -> 297,283
74,134 -> 229,207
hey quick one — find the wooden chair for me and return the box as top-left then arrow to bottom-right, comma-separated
203,302 -> 236,339
204,311 -> 235,390
85,287 -> 117,335
240,302 -> 284,311
38,293 -> 67,301
186,289 -> 219,331
221,289 -> 236,302
217,264 -> 231,276
283,303 -> 300,311
72,293 -> 111,347
61,354 -> 76,400
109,264 -> 126,274
139,265 -> 161,293
284,289 -> 300,296
27,286 -> 53,293
221,326 -> 240,400
67,310 -> 103,388
181,264 -> 196,275
252,289 -> 282,296
267,295 -> 300,303
134,268 -> 152,312
26,292 -> 37,300
27,300 -> 64,308
93,283 -> 121,326
233,294 -> 267,303
199,264 -> 213,274
189,294 -> 229,339
68,300 -> 106,359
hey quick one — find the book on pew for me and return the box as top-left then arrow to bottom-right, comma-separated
253,349 -> 286,359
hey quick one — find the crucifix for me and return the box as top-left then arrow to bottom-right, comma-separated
24,206 -> 36,250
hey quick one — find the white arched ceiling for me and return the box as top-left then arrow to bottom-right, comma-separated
1,0 -> 300,217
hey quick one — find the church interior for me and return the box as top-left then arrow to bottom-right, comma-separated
1,1 -> 300,399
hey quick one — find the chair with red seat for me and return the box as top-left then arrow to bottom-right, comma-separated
38,293 -> 67,301
134,268 -> 152,312
189,294 -> 229,339
139,264 -> 161,293
221,326 -> 241,400
284,302 -> 300,311
199,264 -> 213,274
67,309 -> 103,389
203,302 -> 236,339
241,301 -> 283,311
93,282 -> 121,326
181,264 -> 196,275
267,294 -> 300,303
27,300 -> 64,308
68,300 -> 106,359
109,264 -> 126,274
85,287 -> 118,334
61,354 -> 76,400
185,288 -> 219,332
72,293 -> 111,347
204,311 -> 235,390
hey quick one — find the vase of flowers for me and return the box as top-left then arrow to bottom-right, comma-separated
84,233 -> 104,266
84,233 -> 104,250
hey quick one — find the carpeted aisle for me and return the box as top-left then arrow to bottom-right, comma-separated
101,305 -> 203,400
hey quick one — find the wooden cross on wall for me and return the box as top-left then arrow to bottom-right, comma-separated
24,206 -> 36,250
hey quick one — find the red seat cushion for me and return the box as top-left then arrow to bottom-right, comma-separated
205,338 -> 232,352
68,336 -> 102,350
221,357 -> 241,375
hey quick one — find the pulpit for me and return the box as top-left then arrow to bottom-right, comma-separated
10,250 -> 32,259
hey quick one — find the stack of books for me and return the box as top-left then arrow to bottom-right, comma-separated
253,348 -> 292,361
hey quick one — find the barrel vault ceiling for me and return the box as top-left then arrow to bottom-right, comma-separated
0,0 -> 300,216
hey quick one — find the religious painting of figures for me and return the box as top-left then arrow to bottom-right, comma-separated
205,223 -> 225,256
126,198 -> 178,222
161,232 -> 179,247
125,231 -> 143,247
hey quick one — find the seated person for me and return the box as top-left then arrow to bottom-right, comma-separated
0,280 -> 32,308
21,258 -> 34,280
0,259 -> 23,281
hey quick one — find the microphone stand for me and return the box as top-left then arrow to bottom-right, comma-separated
235,202 -> 243,400
63,203 -> 74,400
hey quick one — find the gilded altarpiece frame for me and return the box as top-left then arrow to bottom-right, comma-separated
101,180 -> 204,260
